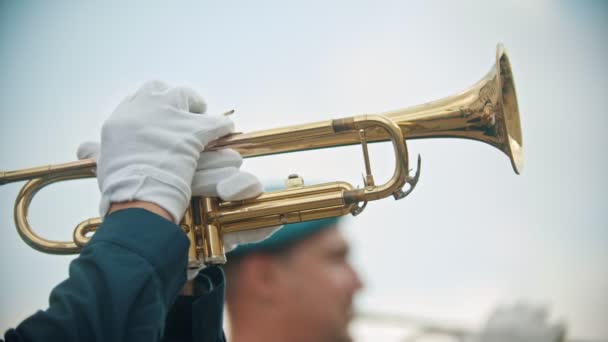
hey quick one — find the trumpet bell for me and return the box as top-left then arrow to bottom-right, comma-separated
497,44 -> 524,174
382,43 -> 523,174
213,44 -> 523,174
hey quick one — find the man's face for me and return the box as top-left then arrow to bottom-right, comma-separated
274,226 -> 363,342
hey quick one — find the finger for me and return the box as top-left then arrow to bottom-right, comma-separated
134,80 -> 170,97
166,86 -> 207,114
197,149 -> 243,170
223,225 -> 282,249
194,114 -> 235,146
191,166 -> 239,196
217,171 -> 263,201
76,141 -> 101,160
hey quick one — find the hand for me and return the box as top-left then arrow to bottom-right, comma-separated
475,303 -> 566,342
78,141 -> 281,246
189,148 -> 281,252
83,80 -> 237,223
78,80 -> 280,276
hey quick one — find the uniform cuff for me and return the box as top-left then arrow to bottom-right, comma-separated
87,208 -> 190,299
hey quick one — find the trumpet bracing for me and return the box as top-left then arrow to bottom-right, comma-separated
0,44 -> 522,269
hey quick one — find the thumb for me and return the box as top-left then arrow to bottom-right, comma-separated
166,85 -> 207,114
77,141 -> 101,160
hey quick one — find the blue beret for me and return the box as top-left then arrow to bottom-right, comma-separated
227,216 -> 340,257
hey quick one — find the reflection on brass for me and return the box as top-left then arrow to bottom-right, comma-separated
0,44 -> 522,267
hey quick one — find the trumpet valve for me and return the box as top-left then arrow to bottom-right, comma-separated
286,174 -> 305,188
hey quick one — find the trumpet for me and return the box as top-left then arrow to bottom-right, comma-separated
0,44 -> 522,269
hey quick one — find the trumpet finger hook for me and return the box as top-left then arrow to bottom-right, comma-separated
350,200 -> 368,216
393,154 -> 422,200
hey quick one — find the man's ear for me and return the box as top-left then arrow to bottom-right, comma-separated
239,253 -> 285,302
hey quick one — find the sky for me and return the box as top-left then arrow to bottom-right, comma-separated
1,1 -> 607,340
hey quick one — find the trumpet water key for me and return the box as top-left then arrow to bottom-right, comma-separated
0,44 -> 522,270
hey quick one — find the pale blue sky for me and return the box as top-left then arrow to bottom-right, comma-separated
1,1 -> 607,340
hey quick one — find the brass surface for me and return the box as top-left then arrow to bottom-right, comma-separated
208,44 -> 523,174
0,44 -> 522,266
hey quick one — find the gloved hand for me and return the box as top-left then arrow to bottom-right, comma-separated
84,80 -> 238,223
78,80 -> 280,277
475,303 -> 566,342
78,142 -> 279,252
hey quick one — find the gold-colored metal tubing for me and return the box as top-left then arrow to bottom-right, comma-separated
73,218 -> 102,247
340,115 -> 409,203
217,189 -> 348,222
215,182 -> 354,222
201,197 -> 226,264
207,44 -> 522,174
15,169 -> 96,254
1,159 -> 96,185
221,205 -> 354,234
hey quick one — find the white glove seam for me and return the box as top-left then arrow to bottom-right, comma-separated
134,176 -> 188,222
99,168 -> 147,217
154,144 -> 204,178
98,164 -> 191,220
101,164 -> 191,197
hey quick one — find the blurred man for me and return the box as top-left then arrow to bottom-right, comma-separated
223,216 -> 364,342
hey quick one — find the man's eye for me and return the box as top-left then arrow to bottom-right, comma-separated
329,253 -> 347,262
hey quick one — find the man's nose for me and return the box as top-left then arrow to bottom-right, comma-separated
349,264 -> 364,291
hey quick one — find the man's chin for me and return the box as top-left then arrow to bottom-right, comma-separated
336,318 -> 355,342
332,332 -> 353,342
328,308 -> 355,342
324,322 -> 353,342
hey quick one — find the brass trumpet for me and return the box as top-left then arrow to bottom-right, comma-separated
0,44 -> 522,268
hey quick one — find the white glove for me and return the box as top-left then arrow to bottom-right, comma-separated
79,80 -> 281,277
88,80 -> 236,223
77,144 -> 264,208
475,303 -> 566,342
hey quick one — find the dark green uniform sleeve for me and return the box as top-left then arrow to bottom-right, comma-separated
2,208 -> 190,342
